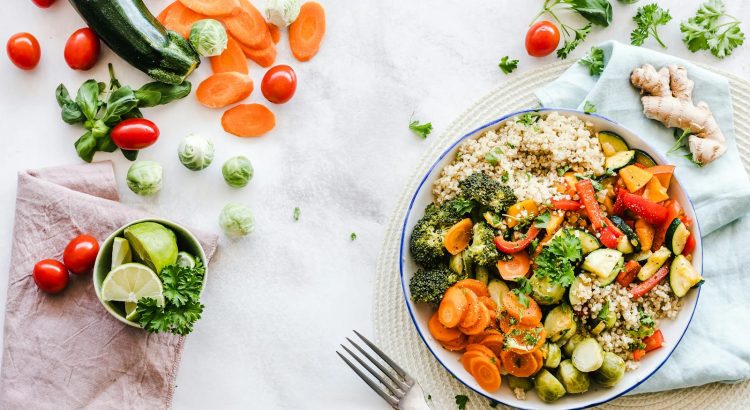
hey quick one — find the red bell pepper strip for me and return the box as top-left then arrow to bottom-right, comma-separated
632,349 -> 646,361
575,179 -> 607,230
551,199 -> 582,211
652,200 -> 683,251
616,260 -> 641,287
630,263 -> 670,299
643,329 -> 664,352
620,190 -> 669,226
603,217 -> 624,237
599,226 -> 620,249
682,234 -> 696,255
494,226 -> 541,254
612,188 -> 626,216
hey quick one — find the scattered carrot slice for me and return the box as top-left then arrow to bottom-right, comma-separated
162,1 -> 207,38
221,0 -> 271,49
196,72 -> 253,108
478,296 -> 497,312
532,349 -> 544,374
479,334 -> 505,357
459,289 -> 480,328
501,350 -> 538,378
438,286 -> 468,328
454,279 -> 489,298
504,324 -> 546,354
210,36 -> 249,74
469,355 -> 502,391
289,1 -> 326,62
239,42 -> 277,68
459,303 -> 491,335
178,0 -> 239,16
441,335 -> 468,352
221,103 -> 275,137
268,22 -> 281,43
502,291 -> 542,326
498,311 -> 516,334
444,218 -> 473,255
496,252 -> 531,281
428,312 -> 463,342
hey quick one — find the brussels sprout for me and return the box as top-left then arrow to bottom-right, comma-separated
219,203 -> 255,237
189,19 -> 228,57
534,369 -> 566,402
544,342 -> 561,369
562,334 -> 585,357
126,160 -> 163,196
557,359 -> 590,394
544,304 -> 576,342
507,375 -> 533,391
530,272 -> 566,305
176,251 -> 196,268
178,134 -> 215,171
264,0 -> 301,27
593,352 -> 626,387
572,337 -> 604,372
487,279 -> 509,311
448,253 -> 464,274
222,156 -> 254,188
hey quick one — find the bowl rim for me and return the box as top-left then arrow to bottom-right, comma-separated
398,107 -> 703,409
92,217 -> 209,328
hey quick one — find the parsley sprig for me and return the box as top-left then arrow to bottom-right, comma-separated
579,46 -> 605,76
631,3 -> 673,48
136,261 -> 205,335
533,230 -> 582,287
681,0 -> 745,58
512,277 -> 533,308
498,56 -> 519,74
409,118 -> 432,139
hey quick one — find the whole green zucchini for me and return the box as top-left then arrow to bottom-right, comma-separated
68,0 -> 199,84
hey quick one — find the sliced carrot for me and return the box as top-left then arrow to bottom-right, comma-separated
501,350 -> 538,378
162,1 -> 207,38
496,252 -> 531,281
454,279 -> 489,298
441,335 -> 468,352
480,334 -> 505,357
239,42 -> 277,67
498,311 -> 516,334
459,303 -> 491,335
478,296 -> 497,313
268,22 -> 281,44
459,289 -> 480,328
438,286 -> 468,328
178,0 -> 239,16
461,350 -> 487,373
502,291 -> 542,326
221,103 -> 275,137
532,349 -> 544,374
467,329 -> 503,345
196,72 -> 253,108
469,355 -> 502,391
157,2 -> 179,24
505,324 -> 546,354
428,312 -> 463,342
465,343 -> 496,358
210,36 -> 249,74
221,0 -> 271,49
444,218 -> 473,255
289,1 -> 326,62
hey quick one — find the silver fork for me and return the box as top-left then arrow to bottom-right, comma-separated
337,330 -> 431,410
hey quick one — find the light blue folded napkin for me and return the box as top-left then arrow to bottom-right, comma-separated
536,40 -> 750,394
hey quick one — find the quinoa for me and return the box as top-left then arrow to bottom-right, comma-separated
433,112 -> 605,204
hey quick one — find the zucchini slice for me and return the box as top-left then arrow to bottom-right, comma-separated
616,235 -> 634,254
611,215 -> 641,253
665,218 -> 691,255
670,255 -> 702,297
596,257 -> 623,286
572,337 -> 604,372
605,150 -> 636,171
637,246 -> 672,281
598,131 -> 629,156
571,229 -> 601,254
582,248 -> 623,279
634,149 -> 658,167
631,250 -> 653,262
487,279 -> 509,310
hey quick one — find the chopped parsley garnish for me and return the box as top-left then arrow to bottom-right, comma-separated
136,261 -> 205,335
583,100 -> 597,114
485,146 -> 504,165
409,119 -> 433,139
293,207 -> 301,221
512,277 -> 533,308
598,299 -> 610,321
518,112 -> 540,126
350,232 -> 358,241
455,394 -> 469,410
558,24 -> 593,59
533,231 -> 582,287
498,56 -> 519,74
579,46 -> 605,76
450,197 -> 475,215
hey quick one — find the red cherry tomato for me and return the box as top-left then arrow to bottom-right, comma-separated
64,28 -> 100,70
525,21 -> 560,57
33,259 -> 69,294
32,0 -> 56,7
110,118 -> 160,150
261,65 -> 297,104
63,234 -> 100,275
6,32 -> 41,70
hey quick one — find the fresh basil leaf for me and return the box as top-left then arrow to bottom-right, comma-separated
61,102 -> 84,124
74,132 -> 97,163
136,81 -> 192,106
75,80 -> 100,121
96,134 -> 118,152
108,63 -> 121,90
134,90 -> 162,108
103,86 -> 138,125
55,84 -> 73,107
91,119 -> 111,139
570,0 -> 613,27
123,108 -> 144,120
121,149 -> 139,161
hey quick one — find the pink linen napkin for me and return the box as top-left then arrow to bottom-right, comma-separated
0,161 -> 217,409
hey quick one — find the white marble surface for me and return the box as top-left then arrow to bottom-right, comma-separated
1,1 -> 749,408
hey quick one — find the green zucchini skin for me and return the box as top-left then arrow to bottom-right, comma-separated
68,0 -> 199,84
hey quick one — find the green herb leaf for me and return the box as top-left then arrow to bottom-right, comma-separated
598,299 -> 610,320
136,262 -> 206,335
108,63 -> 122,90
75,80 -> 101,121
512,277 -> 533,308
455,394 -> 469,410
501,171 -> 510,183
74,132 -> 98,163
579,46 -> 605,76
103,86 -> 139,125
350,232 -> 357,241
518,112 -> 540,126
55,84 -> 73,107
136,81 -> 192,107
631,3 -> 672,48
533,230 -> 582,287
450,197 -> 475,215
557,24 -> 592,59
583,100 -> 597,114
409,120 -> 433,139
569,0 -> 613,27
534,211 -> 551,229
485,146 -> 504,165
498,56 -> 519,74
293,207 -> 301,221
61,102 -> 85,124
680,0 -> 744,58
121,149 -> 139,161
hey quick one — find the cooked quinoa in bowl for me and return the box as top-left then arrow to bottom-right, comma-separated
400,109 -> 703,408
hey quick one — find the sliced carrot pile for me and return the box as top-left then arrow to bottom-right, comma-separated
178,0 -> 240,16
161,1 -> 207,38
210,36 -> 249,74
221,103 -> 275,137
500,350 -> 538,378
461,345 -> 502,391
444,218 -> 473,255
502,290 -> 542,326
459,289 -> 480,328
453,279 -> 489,298
268,22 -> 281,44
498,311 -> 515,334
437,286 -> 468,328
458,303 -> 490,335
289,2 -> 326,61
441,335 -> 468,352
479,333 -> 505,357
478,296 -> 497,313
428,312 -> 462,342
196,72 -> 253,108
239,42 -> 277,68
496,252 -> 531,281
221,0 -> 272,49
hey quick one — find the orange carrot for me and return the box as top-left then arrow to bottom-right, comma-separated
438,286 -> 468,328
496,252 -> 531,281
502,291 -> 542,326
465,343 -> 497,359
441,335 -> 468,352
428,312 -> 463,342
469,355 -> 502,391
156,2 -> 178,24
498,311 -> 515,334
196,72 -> 253,108
268,22 -> 281,44
162,1 -> 207,38
480,334 -> 505,357
501,350 -> 538,378
178,0 -> 239,16
504,324 -> 546,354
289,2 -> 326,62
210,36 -> 249,74
467,329 -> 503,345
239,42 -> 277,67
478,296 -> 497,313
461,350 -> 487,372
221,0 -> 271,49
454,279 -> 489,298
444,218 -> 473,255
459,289 -> 480,328
459,303 -> 491,335
532,349 -> 544,374
221,103 -> 275,137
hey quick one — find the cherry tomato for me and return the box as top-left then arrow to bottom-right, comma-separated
33,259 -> 69,294
110,118 -> 160,150
525,21 -> 560,57
261,65 -> 297,104
31,0 -> 56,7
64,28 -> 100,70
6,32 -> 41,70
63,234 -> 100,275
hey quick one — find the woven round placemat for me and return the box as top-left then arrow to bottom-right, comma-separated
373,60 -> 750,410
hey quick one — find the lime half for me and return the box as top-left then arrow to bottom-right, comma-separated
123,222 -> 178,273
125,302 -> 138,321
111,237 -> 132,269
101,263 -> 164,307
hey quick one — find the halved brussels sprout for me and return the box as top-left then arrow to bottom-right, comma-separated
557,359 -> 590,394
572,337 -> 604,372
534,369 -> 566,402
593,352 -> 626,387
562,334 -> 585,357
530,272 -> 566,305
544,342 -> 561,369
507,375 -> 533,391
544,304 -> 576,342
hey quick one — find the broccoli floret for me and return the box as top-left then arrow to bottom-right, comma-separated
409,202 -> 465,267
458,172 -> 516,212
466,222 -> 500,267
409,265 -> 465,305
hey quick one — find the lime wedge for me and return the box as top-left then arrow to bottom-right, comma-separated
125,302 -> 138,321
124,222 -> 178,273
111,237 -> 132,269
101,263 -> 164,307
176,251 -> 196,269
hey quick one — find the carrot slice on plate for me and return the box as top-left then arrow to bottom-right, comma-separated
469,355 -> 502,392
459,289 -> 480,328
459,303 -> 491,335
444,218 -> 473,255
502,290 -> 542,326
504,324 -> 546,354
453,279 -> 489,298
428,312 -> 462,342
289,1 -> 326,61
196,72 -> 253,108
221,103 -> 275,137
465,343 -> 496,359
162,1 -> 207,38
210,36 -> 249,74
441,335 -> 468,352
221,0 -> 271,49
501,350 -> 538,378
178,0 -> 239,16
532,349 -> 544,374
461,350 -> 487,373
467,329 -> 502,345
496,252 -> 531,281
238,42 -> 277,68
480,334 -> 505,357
438,286 -> 468,328
268,22 -> 281,44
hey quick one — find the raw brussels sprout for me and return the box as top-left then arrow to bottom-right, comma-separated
544,342 -> 562,369
219,203 -> 255,237
264,0 -> 301,27
534,369 -> 566,402
178,134 -> 215,171
557,359 -> 590,394
189,19 -> 228,57
572,337 -> 604,372
222,156 -> 254,188
563,334 -> 585,357
530,272 -> 565,305
507,375 -> 533,391
176,251 -> 196,268
593,352 -> 626,387
544,304 -> 576,342
126,160 -> 163,196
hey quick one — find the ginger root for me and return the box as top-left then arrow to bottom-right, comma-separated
630,64 -> 726,165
